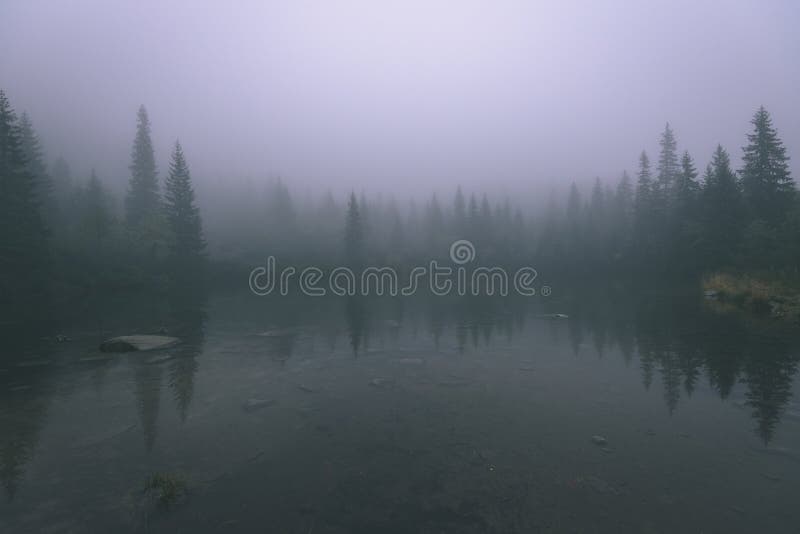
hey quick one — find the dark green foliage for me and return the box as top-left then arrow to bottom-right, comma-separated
18,113 -> 54,228
740,106 -> 793,224
674,150 -> 699,217
82,168 -> 112,244
0,91 -> 49,303
164,142 -> 205,279
345,192 -> 363,266
633,151 -> 653,262
143,472 -> 187,507
0,88 -> 798,296
699,146 -> 745,267
656,123 -> 679,205
125,105 -> 159,227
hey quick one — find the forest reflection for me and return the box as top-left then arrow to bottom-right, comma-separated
0,287 -> 798,501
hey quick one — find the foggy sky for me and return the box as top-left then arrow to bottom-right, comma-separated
1,0 -> 799,197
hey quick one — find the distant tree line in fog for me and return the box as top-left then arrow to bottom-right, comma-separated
1,87 -> 798,307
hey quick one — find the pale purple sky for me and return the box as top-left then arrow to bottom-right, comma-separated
1,0 -> 798,197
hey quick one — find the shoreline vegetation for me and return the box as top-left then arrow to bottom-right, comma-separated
2,86 -> 799,320
703,272 -> 800,322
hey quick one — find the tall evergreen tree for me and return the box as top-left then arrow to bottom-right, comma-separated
125,105 -> 159,226
18,112 -> 54,226
635,151 -> 653,210
0,90 -> 49,302
656,123 -> 679,202
424,193 -> 444,254
701,145 -> 744,266
634,150 -> 653,261
82,168 -> 112,245
613,170 -> 634,258
674,150 -> 699,216
615,170 -> 634,221
453,186 -> 466,232
50,156 -> 72,209
164,142 -> 205,274
740,106 -> 794,224
345,192 -> 363,267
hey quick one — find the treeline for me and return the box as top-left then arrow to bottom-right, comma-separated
199,108 -> 800,278
1,91 -> 205,310
2,85 -> 798,308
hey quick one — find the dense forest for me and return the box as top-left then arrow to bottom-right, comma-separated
1,88 -> 798,311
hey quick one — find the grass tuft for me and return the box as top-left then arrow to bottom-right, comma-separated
143,472 -> 187,508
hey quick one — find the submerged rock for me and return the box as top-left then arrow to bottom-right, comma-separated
369,377 -> 395,389
590,435 -> 608,446
257,328 -> 299,338
99,335 -> 180,353
243,398 -> 276,412
580,475 -> 619,495
537,313 -> 569,319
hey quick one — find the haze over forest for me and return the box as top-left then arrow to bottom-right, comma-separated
2,0 -> 799,198
4,3 -> 800,533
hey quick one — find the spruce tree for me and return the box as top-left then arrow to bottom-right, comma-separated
615,170 -> 634,221
614,170 -> 634,258
635,151 -> 653,209
125,105 -> 159,226
164,141 -> 205,273
674,150 -> 699,217
453,186 -> 466,232
0,90 -> 48,301
466,193 -> 480,239
345,192 -> 363,267
18,112 -> 54,226
740,106 -> 794,224
82,169 -> 111,245
656,123 -> 679,201
701,145 -> 744,266
634,151 -> 653,261
50,156 -> 72,207
425,193 -> 443,253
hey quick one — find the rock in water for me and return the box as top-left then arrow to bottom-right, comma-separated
590,435 -> 608,446
99,335 -> 180,353
537,313 -> 569,319
243,398 -> 276,412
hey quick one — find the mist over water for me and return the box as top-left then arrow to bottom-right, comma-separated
2,2 -> 800,533
2,0 -> 799,197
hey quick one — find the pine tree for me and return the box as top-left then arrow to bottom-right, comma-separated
425,193 -> 443,253
467,193 -> 480,238
615,170 -> 634,222
82,168 -> 111,245
674,150 -> 699,213
0,90 -> 49,302
669,151 -> 702,271
125,105 -> 159,226
345,192 -> 363,266
50,156 -> 72,208
656,123 -> 679,202
634,151 -> 653,261
18,112 -> 54,227
701,145 -> 744,266
164,141 -> 205,273
740,106 -> 794,224
613,170 -> 634,258
635,150 -> 653,211
453,186 -> 466,232
567,182 -> 581,220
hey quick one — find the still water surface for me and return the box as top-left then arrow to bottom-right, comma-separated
1,289 -> 799,533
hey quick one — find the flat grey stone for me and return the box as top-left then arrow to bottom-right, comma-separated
99,335 -> 180,352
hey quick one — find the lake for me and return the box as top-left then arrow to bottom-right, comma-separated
1,287 -> 799,533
